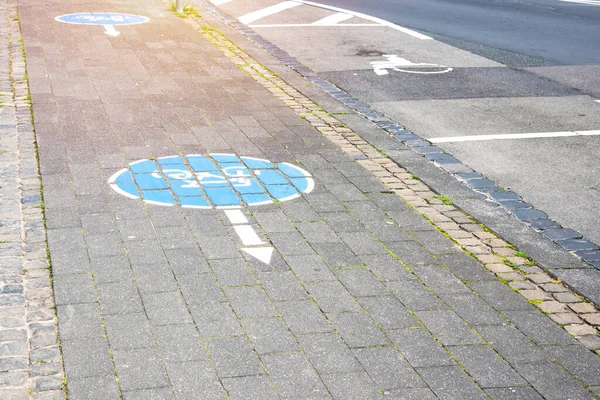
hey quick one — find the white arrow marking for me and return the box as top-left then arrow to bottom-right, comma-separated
234,225 -> 266,246
224,209 -> 273,265
242,247 -> 274,264
104,25 -> 120,37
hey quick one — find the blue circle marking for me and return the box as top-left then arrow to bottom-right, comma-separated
55,12 -> 149,26
108,154 -> 315,209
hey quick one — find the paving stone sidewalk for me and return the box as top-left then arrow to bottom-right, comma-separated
14,0 -> 600,398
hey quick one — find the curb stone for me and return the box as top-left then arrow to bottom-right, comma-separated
0,0 -> 65,398
184,9 -> 600,354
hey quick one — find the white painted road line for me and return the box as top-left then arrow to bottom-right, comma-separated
429,130 -> 600,143
312,12 -> 353,25
249,23 -> 381,28
291,0 -> 433,39
211,0 -> 234,5
239,1 -> 302,25
242,247 -> 274,264
224,209 -> 248,224
560,0 -> 600,6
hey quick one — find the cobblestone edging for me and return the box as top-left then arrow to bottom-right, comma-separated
197,0 -> 600,272
183,14 -> 600,356
0,0 -> 65,398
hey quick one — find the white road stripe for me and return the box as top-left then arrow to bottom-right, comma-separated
595,100 -> 600,104
234,225 -> 266,246
429,130 -> 600,143
560,0 -> 600,6
211,0 -> 234,5
312,12 -> 353,25
238,1 -> 302,25
249,23 -> 381,28
224,209 -> 248,224
291,0 -> 432,39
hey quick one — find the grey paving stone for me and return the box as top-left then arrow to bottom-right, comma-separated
242,317 -> 298,354
155,226 -> 198,250
269,231 -> 314,256
132,263 -> 179,294
142,291 -> 192,326
415,310 -> 484,346
485,387 -> 544,400
450,345 -> 526,388
67,375 -> 120,400
322,370 -> 383,399
224,286 -> 276,318
126,240 -> 168,265
366,220 -> 413,243
206,337 -> 263,378
56,303 -> 104,340
296,332 -> 362,374
360,253 -> 416,282
411,265 -> 470,294
165,360 -> 224,398
368,192 -> 411,212
296,221 -> 342,243
417,365 -> 488,399
437,292 -> 506,326
97,280 -> 144,315
321,212 -> 364,233
304,280 -> 361,313
512,362 -> 596,400
252,211 -> 297,233
197,235 -> 241,260
437,253 -> 496,281
327,183 -> 369,202
475,325 -> 549,364
209,258 -> 257,287
327,312 -> 389,347
354,346 -> 425,390
386,241 -> 440,266
338,231 -> 388,255
122,387 -> 174,400
51,248 -> 91,275
85,233 -> 125,259
104,313 -> 154,350
386,210 -> 438,232
503,310 -> 578,345
334,267 -> 388,297
61,338 -> 113,379
190,302 -> 243,338
164,247 -> 210,275
113,347 -> 169,391
358,296 -> 420,330
177,273 -> 224,304
311,242 -> 364,269
543,345 -> 600,386
53,273 -> 96,305
468,281 -> 534,311
91,255 -> 132,284
388,328 -> 454,368
222,375 -> 278,400
386,280 -> 447,311
384,388 -> 438,399
283,254 -> 335,282
153,324 -> 206,363
257,271 -> 308,301
276,300 -> 333,335
263,353 -> 330,399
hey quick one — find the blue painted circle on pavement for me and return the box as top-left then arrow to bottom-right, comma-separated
108,154 -> 314,209
55,12 -> 149,26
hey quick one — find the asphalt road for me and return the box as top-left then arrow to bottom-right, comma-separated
209,0 -> 600,250
315,0 -> 600,66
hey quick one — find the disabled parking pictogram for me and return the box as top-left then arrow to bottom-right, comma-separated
109,154 -> 314,264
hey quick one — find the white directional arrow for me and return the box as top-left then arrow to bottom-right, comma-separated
371,54 -> 452,75
104,25 -> 120,37
224,210 -> 274,265
242,247 -> 274,264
